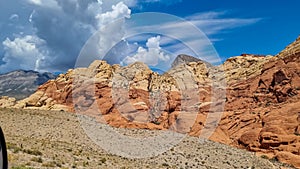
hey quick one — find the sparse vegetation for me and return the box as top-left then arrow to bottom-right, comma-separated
100,157 -> 107,163
7,142 -> 42,156
11,166 -> 34,169
31,157 -> 43,163
42,161 -> 57,167
162,163 -> 169,167
2,108 -> 297,169
261,155 -> 269,159
23,149 -> 43,156
152,120 -> 161,125
7,142 -> 22,153
270,157 -> 279,162
83,161 -> 89,167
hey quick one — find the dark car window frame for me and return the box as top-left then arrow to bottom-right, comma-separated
0,127 -> 8,169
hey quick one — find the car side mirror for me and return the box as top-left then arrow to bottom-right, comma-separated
0,127 -> 8,169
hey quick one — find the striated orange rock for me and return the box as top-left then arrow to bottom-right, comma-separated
1,36 -> 300,167
219,36 -> 300,168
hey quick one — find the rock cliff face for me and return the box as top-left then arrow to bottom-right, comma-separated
2,36 -> 300,167
223,51 -> 300,167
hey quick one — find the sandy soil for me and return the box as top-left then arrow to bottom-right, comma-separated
0,108 -> 295,169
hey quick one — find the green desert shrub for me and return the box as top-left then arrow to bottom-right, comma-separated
260,155 -> 269,159
31,157 -> 43,163
23,149 -> 43,156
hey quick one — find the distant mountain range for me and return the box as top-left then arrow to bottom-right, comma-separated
0,70 -> 56,100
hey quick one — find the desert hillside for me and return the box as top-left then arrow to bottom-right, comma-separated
1,36 -> 300,168
0,108 -> 294,169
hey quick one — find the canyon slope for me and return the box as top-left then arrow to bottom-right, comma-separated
2,36 -> 300,167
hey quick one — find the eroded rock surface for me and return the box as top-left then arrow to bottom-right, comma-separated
2,36 -> 300,167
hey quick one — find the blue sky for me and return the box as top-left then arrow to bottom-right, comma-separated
0,0 -> 299,73
220,1 -> 300,59
137,1 -> 300,58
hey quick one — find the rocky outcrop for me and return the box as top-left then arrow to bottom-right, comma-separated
0,70 -> 56,100
2,37 -> 300,167
222,37 -> 300,167
277,36 -> 300,59
11,69 -> 74,111
221,54 -> 274,84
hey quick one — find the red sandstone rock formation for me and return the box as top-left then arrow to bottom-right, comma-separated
2,36 -> 300,167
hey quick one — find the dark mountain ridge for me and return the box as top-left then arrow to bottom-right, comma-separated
0,70 -> 56,100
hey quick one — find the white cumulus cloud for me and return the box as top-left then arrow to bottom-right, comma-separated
122,36 -> 170,66
96,2 -> 131,26
0,0 -> 135,73
0,1 -> 262,73
1,35 -> 49,72
76,1 -> 132,68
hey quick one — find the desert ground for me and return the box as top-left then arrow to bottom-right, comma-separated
0,108 -> 295,169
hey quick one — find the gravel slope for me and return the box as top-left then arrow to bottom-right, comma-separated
0,108 -> 294,169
